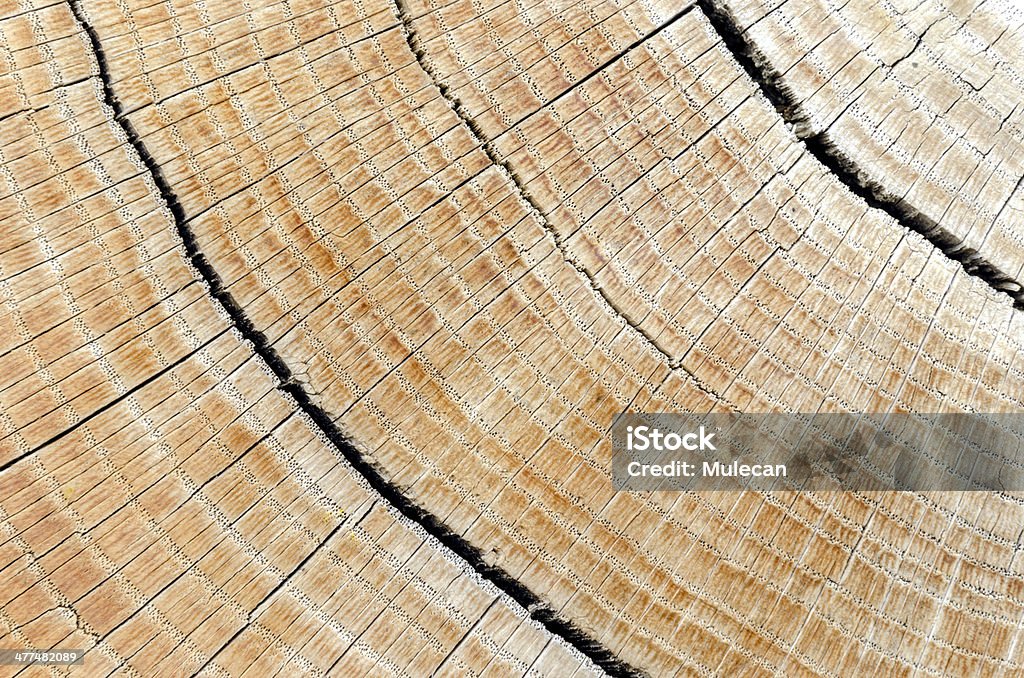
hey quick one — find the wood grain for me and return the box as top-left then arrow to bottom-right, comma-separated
0,4 -> 600,675
706,0 -> 1024,291
2,0 -> 1024,675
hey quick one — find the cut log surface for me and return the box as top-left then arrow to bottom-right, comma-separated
0,4 -> 601,676
708,0 -> 1024,287
1,0 -> 1024,676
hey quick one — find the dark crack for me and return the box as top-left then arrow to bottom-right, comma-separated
697,0 -> 1024,309
396,1 -> 713,372
395,1 -> 710,676
64,0 -> 615,675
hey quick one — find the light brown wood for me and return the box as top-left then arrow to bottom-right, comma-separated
2,0 -> 1024,675
710,0 -> 1024,285
0,4 -> 600,675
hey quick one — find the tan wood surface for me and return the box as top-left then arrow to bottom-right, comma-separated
706,0 -> 1024,288
0,4 -> 600,675
2,0 -> 1024,675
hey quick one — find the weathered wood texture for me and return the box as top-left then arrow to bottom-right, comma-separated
0,4 -> 600,676
710,0 -> 1024,285
3,0 -> 1024,675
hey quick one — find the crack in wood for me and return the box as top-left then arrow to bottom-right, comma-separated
395,0 -> 730,411
193,500 -> 378,675
61,1 -> 624,674
697,0 -> 1024,309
